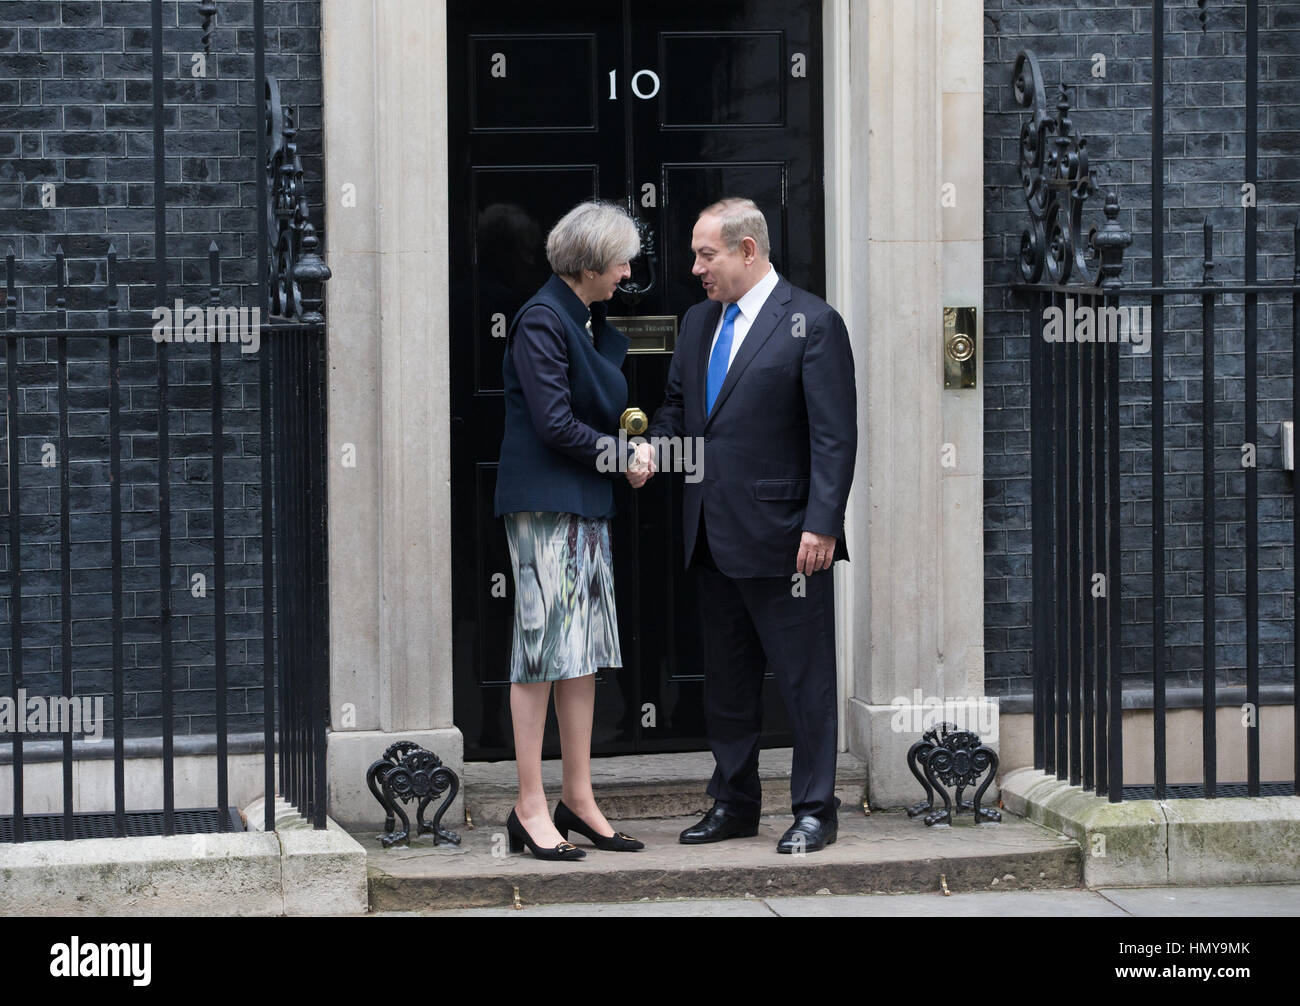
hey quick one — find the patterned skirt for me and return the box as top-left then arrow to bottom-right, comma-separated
503,510 -> 622,683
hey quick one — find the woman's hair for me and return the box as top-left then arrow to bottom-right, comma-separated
545,200 -> 641,278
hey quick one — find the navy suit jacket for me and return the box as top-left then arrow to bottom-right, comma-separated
648,274 -> 857,578
494,274 -> 632,519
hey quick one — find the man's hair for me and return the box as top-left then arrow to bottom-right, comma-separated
697,197 -> 770,259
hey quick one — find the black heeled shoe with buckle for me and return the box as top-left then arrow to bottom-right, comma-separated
554,799 -> 645,851
506,808 -> 586,861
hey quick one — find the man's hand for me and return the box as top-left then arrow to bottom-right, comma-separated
626,441 -> 657,489
796,531 -> 836,575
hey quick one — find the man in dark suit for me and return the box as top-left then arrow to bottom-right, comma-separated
641,197 -> 857,853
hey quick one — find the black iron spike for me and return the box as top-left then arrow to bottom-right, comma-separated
4,243 -> 15,328
208,240 -> 220,306
106,243 -> 118,320
54,242 -> 66,324
1202,218 -> 1215,285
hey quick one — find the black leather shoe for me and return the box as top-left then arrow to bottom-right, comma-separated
776,815 -> 837,854
678,803 -> 760,844
554,800 -> 645,851
506,808 -> 586,861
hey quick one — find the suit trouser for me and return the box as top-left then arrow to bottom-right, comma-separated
692,514 -> 839,822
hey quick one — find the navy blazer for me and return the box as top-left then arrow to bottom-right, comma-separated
494,274 -> 632,519
647,274 -> 857,578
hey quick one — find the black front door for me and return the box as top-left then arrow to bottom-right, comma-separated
448,0 -> 825,759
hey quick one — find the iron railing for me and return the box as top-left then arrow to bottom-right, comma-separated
0,0 -> 329,840
1012,22 -> 1300,801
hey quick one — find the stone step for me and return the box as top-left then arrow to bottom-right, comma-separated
461,748 -> 869,826
361,810 -> 1082,911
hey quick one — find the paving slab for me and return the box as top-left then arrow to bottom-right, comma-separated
364,884 -> 1298,917
370,897 -> 779,917
362,809 -> 1081,910
766,888 -> 1127,916
1096,884 -> 1300,917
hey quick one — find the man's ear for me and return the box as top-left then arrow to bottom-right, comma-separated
741,236 -> 757,263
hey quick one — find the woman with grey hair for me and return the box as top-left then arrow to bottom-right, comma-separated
493,199 -> 649,860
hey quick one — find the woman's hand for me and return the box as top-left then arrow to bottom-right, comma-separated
626,441 -> 656,488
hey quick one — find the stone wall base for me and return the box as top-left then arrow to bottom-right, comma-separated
1001,767 -> 1300,887
0,797 -> 367,916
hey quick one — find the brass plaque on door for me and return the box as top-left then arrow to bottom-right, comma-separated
608,315 -> 677,354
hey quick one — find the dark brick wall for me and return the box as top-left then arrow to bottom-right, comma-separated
0,1 -> 323,738
984,0 -> 1300,698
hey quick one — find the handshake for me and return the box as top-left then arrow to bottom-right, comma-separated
626,441 -> 656,489
598,431 -> 704,485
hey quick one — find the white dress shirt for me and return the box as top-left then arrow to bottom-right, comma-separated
707,264 -> 779,370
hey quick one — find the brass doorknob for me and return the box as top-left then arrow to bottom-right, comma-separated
620,407 -> 648,435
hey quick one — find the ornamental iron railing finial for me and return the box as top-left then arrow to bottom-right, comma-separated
1012,50 -> 1131,289
265,76 -> 331,321
1092,192 -> 1131,293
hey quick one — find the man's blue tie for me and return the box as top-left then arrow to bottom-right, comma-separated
706,302 -> 741,415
